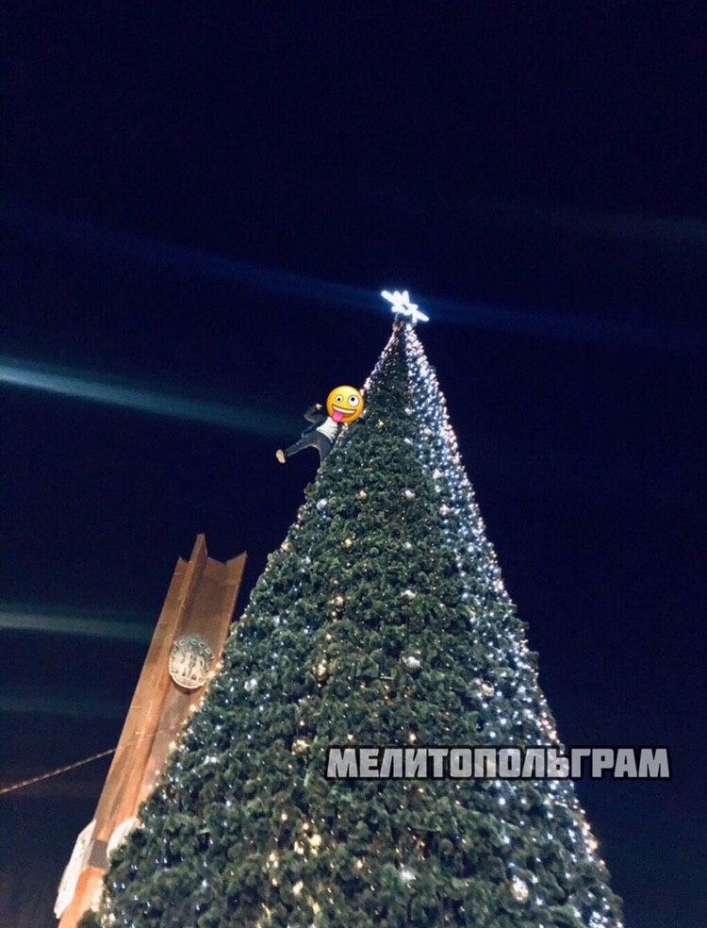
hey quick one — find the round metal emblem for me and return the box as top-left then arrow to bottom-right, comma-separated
168,633 -> 214,689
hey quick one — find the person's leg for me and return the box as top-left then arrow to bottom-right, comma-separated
313,433 -> 333,461
276,435 -> 314,463
276,433 -> 332,463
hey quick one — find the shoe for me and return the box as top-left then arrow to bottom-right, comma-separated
276,449 -> 286,464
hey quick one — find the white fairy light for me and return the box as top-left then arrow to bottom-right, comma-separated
402,655 -> 422,670
511,876 -> 529,901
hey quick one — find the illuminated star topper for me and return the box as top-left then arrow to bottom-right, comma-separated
381,289 -> 429,325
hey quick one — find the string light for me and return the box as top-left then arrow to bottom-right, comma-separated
355,323 -> 621,925
97,321 -> 621,928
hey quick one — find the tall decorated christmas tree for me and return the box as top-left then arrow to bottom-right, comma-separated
88,311 -> 623,927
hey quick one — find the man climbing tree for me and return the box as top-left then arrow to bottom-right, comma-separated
276,386 -> 365,464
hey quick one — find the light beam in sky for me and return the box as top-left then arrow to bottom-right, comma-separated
3,690 -> 127,719
0,357 -> 297,436
0,606 -> 153,642
1,607 -> 150,718
1,204 -> 704,353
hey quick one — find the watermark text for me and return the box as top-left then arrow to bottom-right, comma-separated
325,745 -> 671,780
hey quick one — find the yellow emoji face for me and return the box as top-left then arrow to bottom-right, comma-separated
326,385 -> 364,424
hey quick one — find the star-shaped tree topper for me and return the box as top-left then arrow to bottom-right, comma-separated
381,289 -> 429,325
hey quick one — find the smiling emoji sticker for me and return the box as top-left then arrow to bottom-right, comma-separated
326,385 -> 364,424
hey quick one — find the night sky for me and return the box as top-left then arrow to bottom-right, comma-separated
1,5 -> 705,927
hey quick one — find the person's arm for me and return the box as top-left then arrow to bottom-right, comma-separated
304,403 -> 324,423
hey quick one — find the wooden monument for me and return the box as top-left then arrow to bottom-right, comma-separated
55,535 -> 246,926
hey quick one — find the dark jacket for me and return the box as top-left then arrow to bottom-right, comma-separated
302,404 -> 328,434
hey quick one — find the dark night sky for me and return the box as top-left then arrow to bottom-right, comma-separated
1,5 -> 705,927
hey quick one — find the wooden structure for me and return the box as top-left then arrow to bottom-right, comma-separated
56,535 -> 246,926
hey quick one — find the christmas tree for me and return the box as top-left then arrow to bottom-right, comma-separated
88,321 -> 623,927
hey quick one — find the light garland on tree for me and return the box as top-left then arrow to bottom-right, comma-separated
355,317 -> 622,927
96,311 -> 623,928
